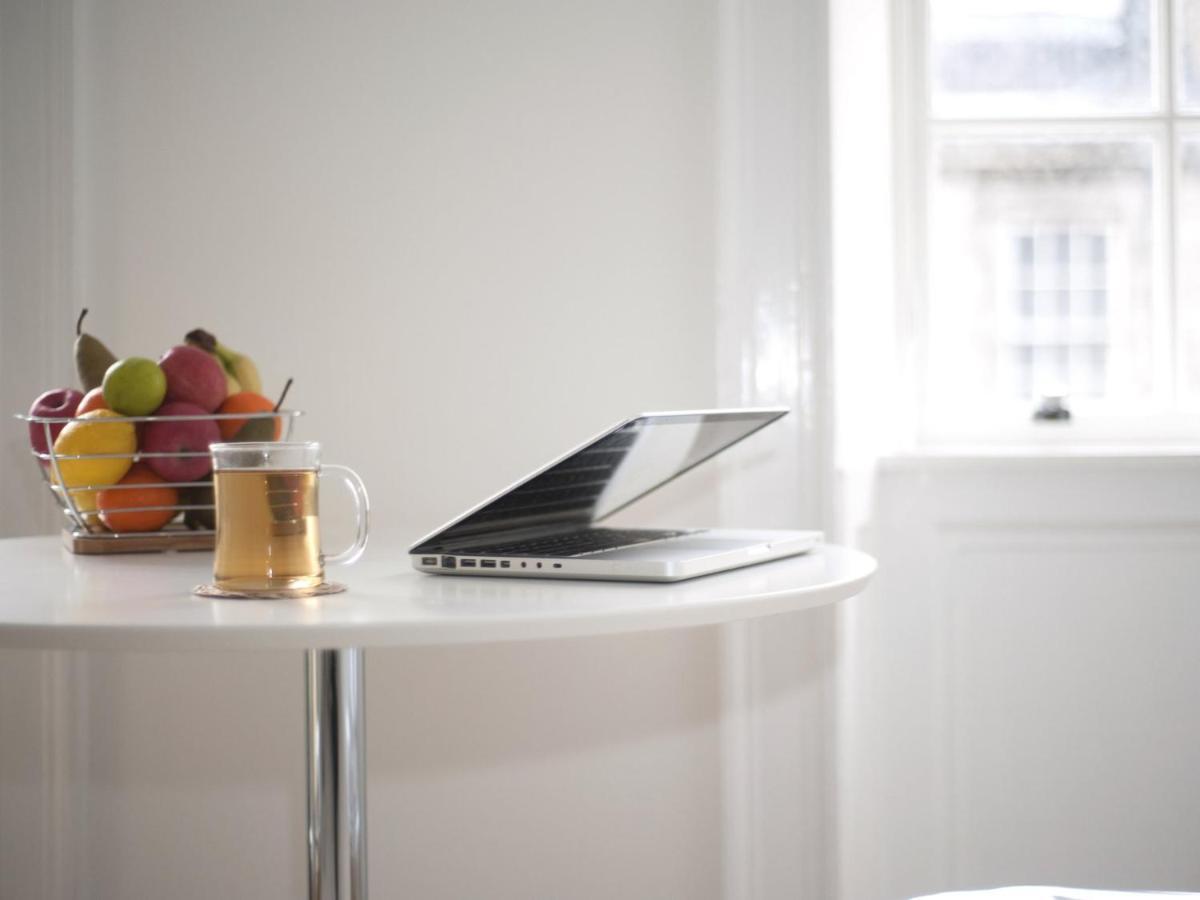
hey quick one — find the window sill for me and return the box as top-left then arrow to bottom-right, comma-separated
914,412 -> 1200,450
880,444 -> 1200,471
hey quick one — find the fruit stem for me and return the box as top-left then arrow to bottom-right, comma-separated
274,377 -> 294,412
185,328 -> 218,353
76,308 -> 88,336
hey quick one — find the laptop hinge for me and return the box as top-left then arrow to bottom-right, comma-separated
412,522 -> 593,554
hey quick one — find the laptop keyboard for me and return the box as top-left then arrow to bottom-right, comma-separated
454,528 -> 697,558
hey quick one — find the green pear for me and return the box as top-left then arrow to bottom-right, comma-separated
74,309 -> 118,391
231,416 -> 277,443
230,376 -> 292,443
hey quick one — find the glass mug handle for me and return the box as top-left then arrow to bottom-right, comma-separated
319,464 -> 370,566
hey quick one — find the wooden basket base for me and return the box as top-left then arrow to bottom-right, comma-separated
63,528 -> 214,555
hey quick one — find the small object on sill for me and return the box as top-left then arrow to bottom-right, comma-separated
1033,394 -> 1071,423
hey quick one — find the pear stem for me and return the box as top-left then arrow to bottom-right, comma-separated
76,309 -> 88,336
274,377 -> 294,412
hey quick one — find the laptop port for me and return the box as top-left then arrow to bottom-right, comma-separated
481,560 -> 497,569
441,556 -> 456,569
553,563 -> 562,568
460,559 -> 476,568
500,561 -> 510,568
421,557 -> 438,566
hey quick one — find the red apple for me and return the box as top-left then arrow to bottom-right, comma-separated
28,388 -> 84,458
141,401 -> 221,481
158,345 -> 227,412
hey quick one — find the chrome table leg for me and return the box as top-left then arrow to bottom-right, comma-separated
306,648 -> 368,900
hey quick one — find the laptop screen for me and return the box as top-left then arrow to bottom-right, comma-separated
411,409 -> 787,552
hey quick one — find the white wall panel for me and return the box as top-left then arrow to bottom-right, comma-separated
840,455 -> 1200,900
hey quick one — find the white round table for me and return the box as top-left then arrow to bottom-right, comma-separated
0,535 -> 875,900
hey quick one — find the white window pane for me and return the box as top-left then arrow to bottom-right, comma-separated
927,139 -> 1157,412
1178,138 -> 1200,401
930,0 -> 1154,117
1179,0 -> 1200,109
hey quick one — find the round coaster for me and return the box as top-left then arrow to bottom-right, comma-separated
194,581 -> 347,601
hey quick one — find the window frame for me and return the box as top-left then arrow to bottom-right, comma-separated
896,0 -> 1200,445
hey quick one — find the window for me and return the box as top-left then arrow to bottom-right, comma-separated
905,0 -> 1200,435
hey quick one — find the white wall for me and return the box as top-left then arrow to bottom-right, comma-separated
2,0 -> 849,897
72,0 -> 721,537
840,454 -> 1200,900
0,0 -> 78,536
0,1 -> 788,897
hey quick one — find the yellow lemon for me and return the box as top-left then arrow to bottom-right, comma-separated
56,484 -> 105,531
51,409 -> 136,490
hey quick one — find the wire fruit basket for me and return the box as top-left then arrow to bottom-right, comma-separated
16,408 -> 303,554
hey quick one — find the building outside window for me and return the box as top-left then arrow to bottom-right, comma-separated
999,223 -> 1113,401
905,0 -> 1200,435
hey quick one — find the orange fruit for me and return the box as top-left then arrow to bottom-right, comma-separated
97,464 -> 179,532
217,391 -> 280,440
76,387 -> 108,416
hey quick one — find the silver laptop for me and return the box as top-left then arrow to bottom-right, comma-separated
409,408 -> 821,582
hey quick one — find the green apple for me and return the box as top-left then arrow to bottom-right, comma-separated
102,357 -> 167,416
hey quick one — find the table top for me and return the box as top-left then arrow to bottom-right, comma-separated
0,535 -> 876,651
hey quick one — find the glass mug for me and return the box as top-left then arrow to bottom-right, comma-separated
210,442 -> 369,593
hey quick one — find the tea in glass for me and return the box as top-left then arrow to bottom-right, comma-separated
210,442 -> 369,596
214,468 -> 323,591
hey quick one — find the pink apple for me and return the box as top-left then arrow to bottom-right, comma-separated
158,345 -> 227,412
142,401 -> 221,481
28,388 -> 84,458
